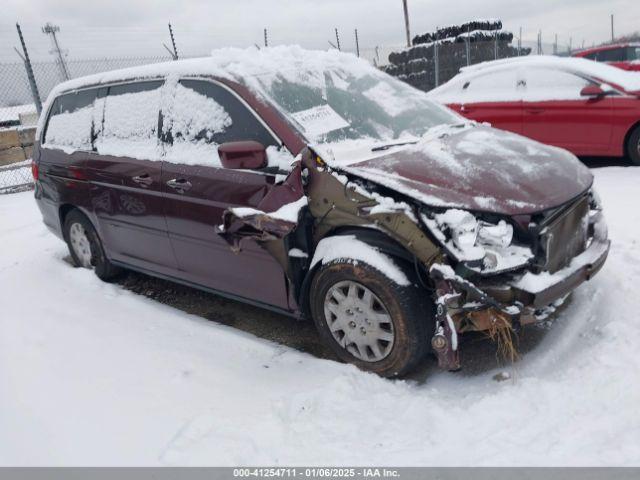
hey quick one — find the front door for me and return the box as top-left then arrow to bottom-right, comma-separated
160,78 -> 292,309
447,68 -> 523,134
520,67 -> 614,156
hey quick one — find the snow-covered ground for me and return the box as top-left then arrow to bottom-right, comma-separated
1,167 -> 639,466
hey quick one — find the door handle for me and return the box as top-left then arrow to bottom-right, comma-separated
132,174 -> 153,187
166,178 -> 192,193
525,108 -> 545,115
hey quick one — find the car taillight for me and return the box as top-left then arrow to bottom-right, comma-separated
31,160 -> 39,181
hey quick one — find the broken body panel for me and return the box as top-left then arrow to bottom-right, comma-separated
222,127 -> 609,372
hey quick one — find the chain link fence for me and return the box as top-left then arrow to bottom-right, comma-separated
0,160 -> 32,194
1,55 -> 172,193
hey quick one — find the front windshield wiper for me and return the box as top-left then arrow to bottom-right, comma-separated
371,123 -> 473,152
371,140 -> 418,152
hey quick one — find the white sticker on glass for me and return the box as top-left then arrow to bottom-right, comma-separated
290,105 -> 349,137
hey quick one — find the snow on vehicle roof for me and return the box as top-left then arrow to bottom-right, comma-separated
454,55 -> 640,92
37,45 -> 378,135
44,46 -> 374,100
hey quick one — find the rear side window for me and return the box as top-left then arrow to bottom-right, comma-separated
44,89 -> 99,151
522,68 -> 591,101
163,79 -> 279,166
96,80 -> 163,160
582,52 -> 598,60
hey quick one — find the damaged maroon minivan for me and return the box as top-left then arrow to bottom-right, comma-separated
33,47 -> 610,377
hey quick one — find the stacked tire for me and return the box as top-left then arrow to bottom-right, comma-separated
383,19 -> 531,93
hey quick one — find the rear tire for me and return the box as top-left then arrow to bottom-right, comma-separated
309,258 -> 433,378
627,125 -> 640,166
63,209 -> 121,281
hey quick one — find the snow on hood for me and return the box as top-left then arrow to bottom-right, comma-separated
339,123 -> 593,216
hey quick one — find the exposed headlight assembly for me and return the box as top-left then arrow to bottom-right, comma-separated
422,209 -> 533,274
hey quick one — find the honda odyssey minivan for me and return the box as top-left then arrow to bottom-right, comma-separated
33,46 -> 610,377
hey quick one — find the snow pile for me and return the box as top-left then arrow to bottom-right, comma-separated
310,235 -> 410,286
0,103 -> 37,125
1,167 -> 639,466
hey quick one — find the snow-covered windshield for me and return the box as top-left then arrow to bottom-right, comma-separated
248,65 -> 460,146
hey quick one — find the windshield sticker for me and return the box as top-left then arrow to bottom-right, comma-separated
291,105 -> 350,137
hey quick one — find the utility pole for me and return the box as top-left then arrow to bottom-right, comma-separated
518,27 -> 522,56
42,22 -> 70,81
264,28 -> 268,47
610,14 -> 614,42
402,0 -> 411,47
16,23 -> 42,114
335,28 -> 341,51
354,29 -> 360,57
434,28 -> 439,87
554,34 -> 558,55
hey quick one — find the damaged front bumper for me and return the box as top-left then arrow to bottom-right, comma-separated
428,212 -> 610,371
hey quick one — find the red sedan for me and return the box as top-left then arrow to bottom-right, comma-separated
428,56 -> 640,164
573,43 -> 640,72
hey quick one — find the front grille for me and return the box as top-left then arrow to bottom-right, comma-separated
539,195 -> 590,273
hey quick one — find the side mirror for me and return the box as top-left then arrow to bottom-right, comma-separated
218,141 -> 267,170
580,84 -> 605,97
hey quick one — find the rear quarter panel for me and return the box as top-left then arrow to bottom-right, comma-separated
34,142 -> 94,240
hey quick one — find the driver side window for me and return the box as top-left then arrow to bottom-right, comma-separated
522,68 -> 591,101
162,79 -> 280,167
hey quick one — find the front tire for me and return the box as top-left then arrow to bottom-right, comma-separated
63,209 -> 121,281
309,259 -> 432,378
627,125 -> 640,166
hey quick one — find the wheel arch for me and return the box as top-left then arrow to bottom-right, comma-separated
297,226 -> 423,319
623,120 -> 640,158
59,204 -> 96,241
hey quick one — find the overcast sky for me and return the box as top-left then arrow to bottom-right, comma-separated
1,0 -> 638,62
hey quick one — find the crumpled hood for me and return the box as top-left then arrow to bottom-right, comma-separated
340,124 -> 593,215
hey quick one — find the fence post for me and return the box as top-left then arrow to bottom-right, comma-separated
16,23 -> 42,114
494,29 -> 498,59
434,29 -> 439,87
168,23 -> 178,60
335,28 -> 341,51
465,24 -> 470,66
354,29 -> 360,57
264,28 -> 268,47
518,27 -> 522,56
